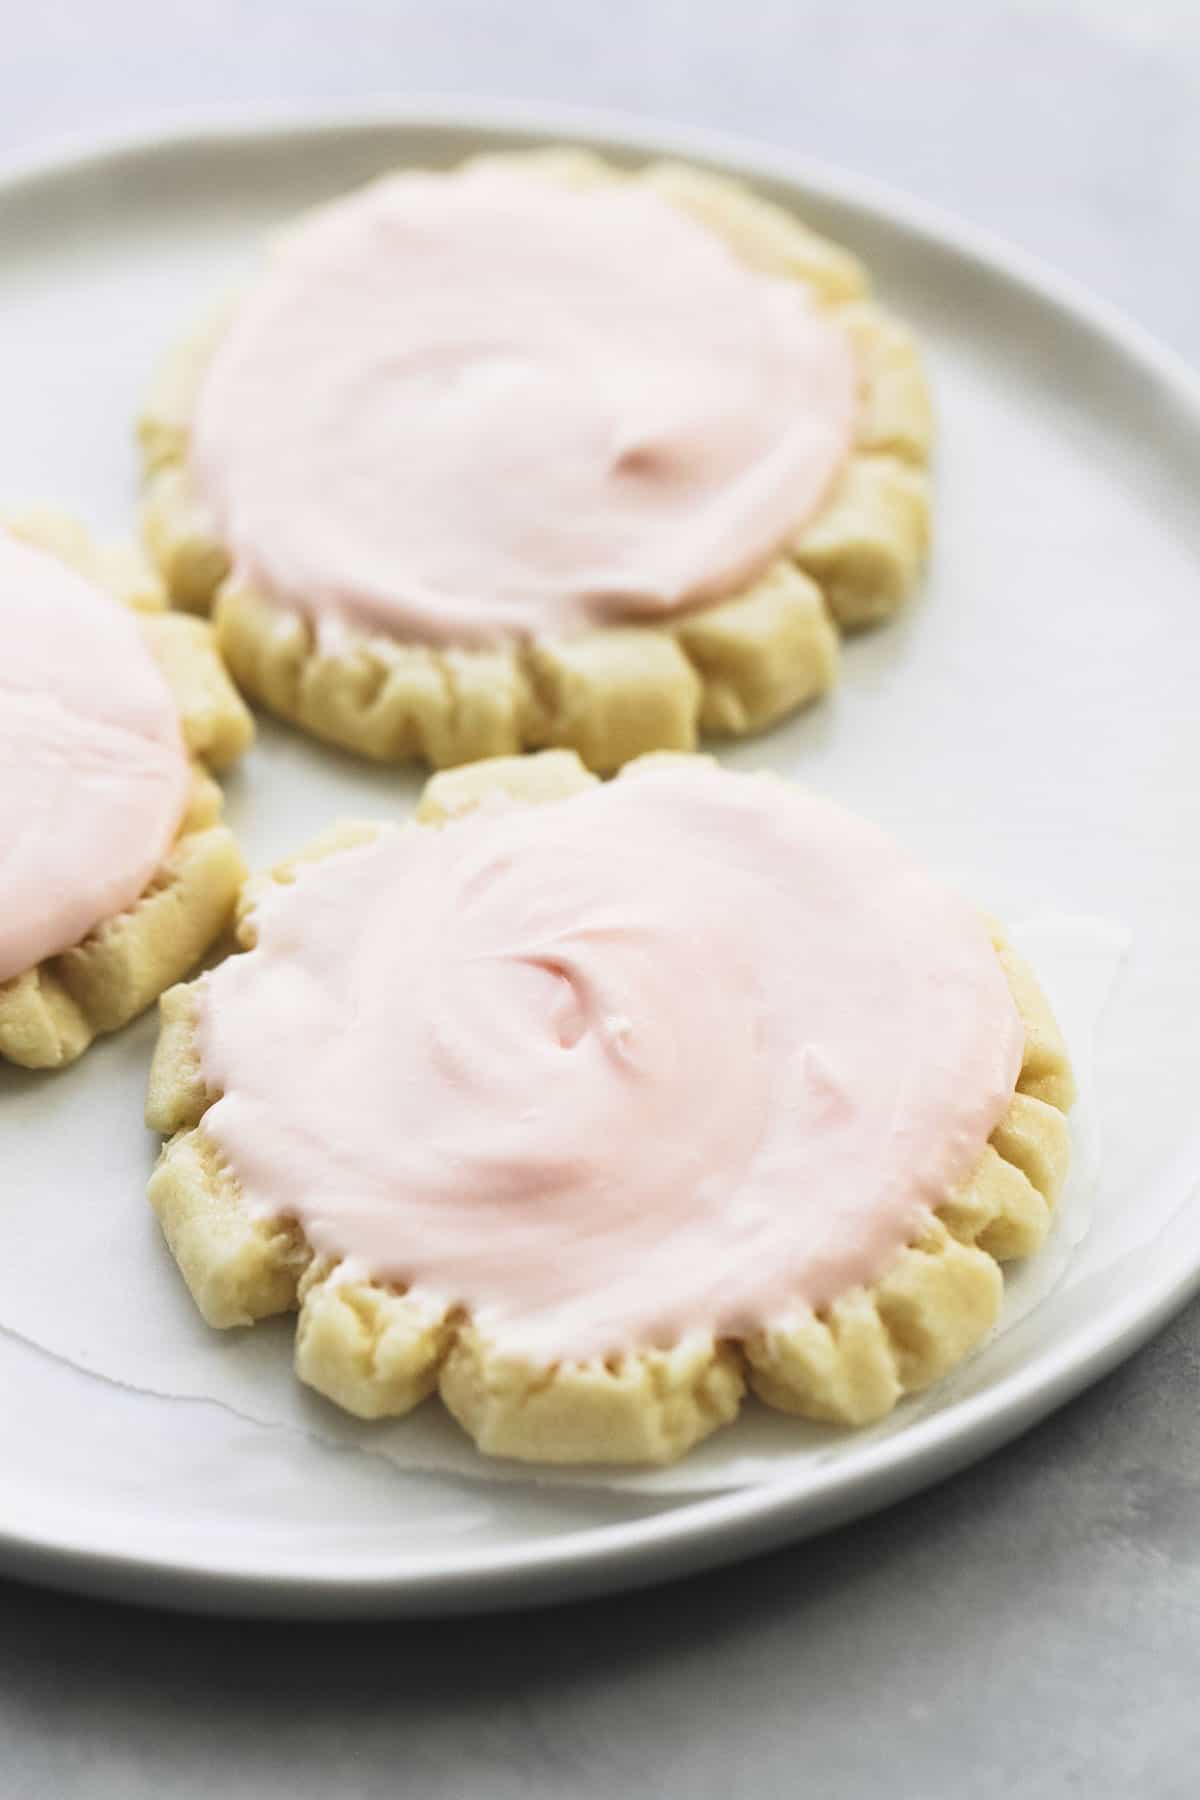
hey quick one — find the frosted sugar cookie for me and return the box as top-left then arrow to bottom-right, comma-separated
145,754 -> 1073,1468
0,512 -> 252,1070
140,148 -> 931,773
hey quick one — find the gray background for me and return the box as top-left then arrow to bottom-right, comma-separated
2,3 -> 1198,1794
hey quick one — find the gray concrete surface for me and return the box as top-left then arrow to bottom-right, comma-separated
2,3 -> 1198,1794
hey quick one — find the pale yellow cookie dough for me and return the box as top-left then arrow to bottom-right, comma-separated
139,150 -> 932,774
145,752 -> 1073,1468
0,509 -> 253,1071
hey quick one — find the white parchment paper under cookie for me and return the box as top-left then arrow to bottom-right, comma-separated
4,911 -> 1171,1499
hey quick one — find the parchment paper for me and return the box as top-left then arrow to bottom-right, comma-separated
2,913 -> 1153,1497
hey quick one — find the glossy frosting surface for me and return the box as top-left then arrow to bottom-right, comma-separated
0,529 -> 189,982
196,764 -> 1023,1361
190,163 -> 857,648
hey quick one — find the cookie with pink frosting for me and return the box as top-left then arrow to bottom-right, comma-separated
0,510 -> 253,1070
144,754 -> 1072,1467
139,147 -> 930,774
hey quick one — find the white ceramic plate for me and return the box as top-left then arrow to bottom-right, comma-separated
2,103 -> 1199,1618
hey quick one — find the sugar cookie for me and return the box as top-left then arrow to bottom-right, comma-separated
145,754 -> 1071,1466
0,512 -> 252,1069
141,150 -> 930,773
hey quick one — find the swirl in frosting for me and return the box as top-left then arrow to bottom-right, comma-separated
190,163 -> 857,648
0,529 -> 189,984
195,763 -> 1023,1360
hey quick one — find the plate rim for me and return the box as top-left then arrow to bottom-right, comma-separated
2,97 -> 1198,1618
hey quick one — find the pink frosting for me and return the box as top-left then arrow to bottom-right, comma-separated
196,763 -> 1024,1361
189,163 -> 857,649
0,529 -> 190,984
